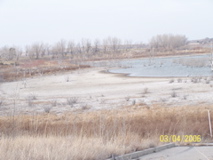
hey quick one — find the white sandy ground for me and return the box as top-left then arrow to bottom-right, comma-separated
0,67 -> 213,115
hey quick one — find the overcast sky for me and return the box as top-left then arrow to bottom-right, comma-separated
0,0 -> 213,47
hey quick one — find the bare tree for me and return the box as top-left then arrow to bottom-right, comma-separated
111,37 -> 121,53
150,34 -> 187,51
8,48 -> 16,60
0,46 -> 22,61
52,40 -> 67,58
25,45 -> 30,57
76,43 -> 82,54
106,37 -> 122,53
27,43 -> 44,59
40,43 -> 50,58
67,41 -> 75,56
50,45 -> 58,59
0,46 -> 15,60
124,40 -> 133,52
81,39 -> 91,54
86,39 -> 92,54
93,39 -> 100,54
14,47 -> 22,62
102,38 -> 109,54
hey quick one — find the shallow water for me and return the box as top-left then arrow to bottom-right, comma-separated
109,54 -> 213,77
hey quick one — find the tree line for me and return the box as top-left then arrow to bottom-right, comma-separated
0,34 -> 188,61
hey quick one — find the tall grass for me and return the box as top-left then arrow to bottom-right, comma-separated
0,105 -> 213,160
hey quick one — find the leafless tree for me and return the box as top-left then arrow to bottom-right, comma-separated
13,47 -> 22,62
124,40 -> 133,52
59,39 -> 67,57
51,44 -> 59,59
76,43 -> 82,54
40,43 -> 50,57
107,37 -> 122,53
25,45 -> 30,57
52,40 -> 67,58
67,41 -> 75,56
0,46 -> 22,61
81,39 -> 91,54
93,39 -> 100,54
26,43 -> 45,59
34,43 -> 43,59
150,34 -> 187,51
102,38 -> 109,54
0,46 -> 14,60
112,37 -> 122,52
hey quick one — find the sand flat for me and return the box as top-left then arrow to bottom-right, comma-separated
0,67 -> 213,115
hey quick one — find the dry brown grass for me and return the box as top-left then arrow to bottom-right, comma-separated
0,135 -> 134,160
0,105 -> 213,160
0,59 -> 89,82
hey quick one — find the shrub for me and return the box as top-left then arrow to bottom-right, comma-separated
143,88 -> 149,94
65,76 -> 70,82
171,91 -> 177,98
43,106 -> 52,113
169,79 -> 174,83
125,97 -> 130,101
191,77 -> 198,83
81,104 -> 91,110
28,93 -> 37,100
206,80 -> 210,84
26,93 -> 37,107
177,78 -> 182,83
51,100 -> 57,107
132,99 -> 136,105
183,95 -> 188,100
67,97 -> 78,107
0,98 -> 3,107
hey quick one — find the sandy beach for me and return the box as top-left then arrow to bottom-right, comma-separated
0,67 -> 213,115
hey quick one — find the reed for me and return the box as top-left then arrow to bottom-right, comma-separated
0,105 -> 212,160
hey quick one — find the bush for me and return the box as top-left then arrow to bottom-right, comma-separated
169,79 -> 174,83
51,100 -> 57,107
171,91 -> 177,98
143,88 -> 149,94
65,76 -> 70,82
177,78 -> 182,83
0,98 -> 3,107
26,93 -> 37,107
67,97 -> 78,107
125,97 -> 130,101
43,106 -> 52,113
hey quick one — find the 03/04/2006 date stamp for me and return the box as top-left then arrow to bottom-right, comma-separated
160,135 -> 201,143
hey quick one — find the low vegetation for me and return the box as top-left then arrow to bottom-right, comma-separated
171,91 -> 177,98
0,105 -> 212,160
0,59 -> 89,82
174,57 -> 209,67
66,97 -> 78,107
0,98 -> 3,107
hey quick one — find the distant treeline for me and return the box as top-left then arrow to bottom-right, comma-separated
0,34 -> 192,61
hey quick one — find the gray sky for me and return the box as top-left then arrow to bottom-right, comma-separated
0,0 -> 213,47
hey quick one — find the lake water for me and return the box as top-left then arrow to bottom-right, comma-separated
109,54 -> 213,77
